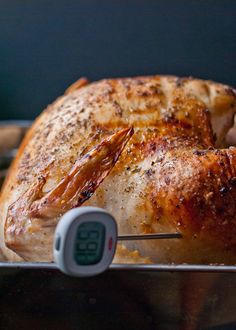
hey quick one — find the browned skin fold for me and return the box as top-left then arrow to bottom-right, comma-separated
64,77 -> 89,95
4,127 -> 133,260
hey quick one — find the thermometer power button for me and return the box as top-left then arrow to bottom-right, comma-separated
108,237 -> 113,250
55,235 -> 61,251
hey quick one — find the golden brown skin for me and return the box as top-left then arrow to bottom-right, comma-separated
0,75 -> 236,263
3,127 -> 133,261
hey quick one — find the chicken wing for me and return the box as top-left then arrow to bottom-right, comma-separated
4,127 -> 133,261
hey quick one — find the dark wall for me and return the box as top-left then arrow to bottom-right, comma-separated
0,0 -> 235,120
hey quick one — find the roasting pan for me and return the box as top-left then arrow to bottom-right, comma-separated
0,121 -> 236,330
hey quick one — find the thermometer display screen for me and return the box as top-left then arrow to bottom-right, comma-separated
74,222 -> 105,265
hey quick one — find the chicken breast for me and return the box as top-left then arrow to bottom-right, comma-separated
1,75 -> 236,264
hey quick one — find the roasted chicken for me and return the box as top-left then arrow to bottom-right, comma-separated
0,75 -> 236,264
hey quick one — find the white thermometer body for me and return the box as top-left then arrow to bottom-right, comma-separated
54,207 -> 117,277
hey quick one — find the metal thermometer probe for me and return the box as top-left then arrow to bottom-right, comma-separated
54,207 -> 181,277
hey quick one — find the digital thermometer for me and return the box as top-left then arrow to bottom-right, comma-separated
54,207 -> 117,277
54,206 -> 181,277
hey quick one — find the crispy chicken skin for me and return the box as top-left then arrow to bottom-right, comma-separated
0,75 -> 236,263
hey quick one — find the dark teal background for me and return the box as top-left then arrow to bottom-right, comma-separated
0,0 -> 235,120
